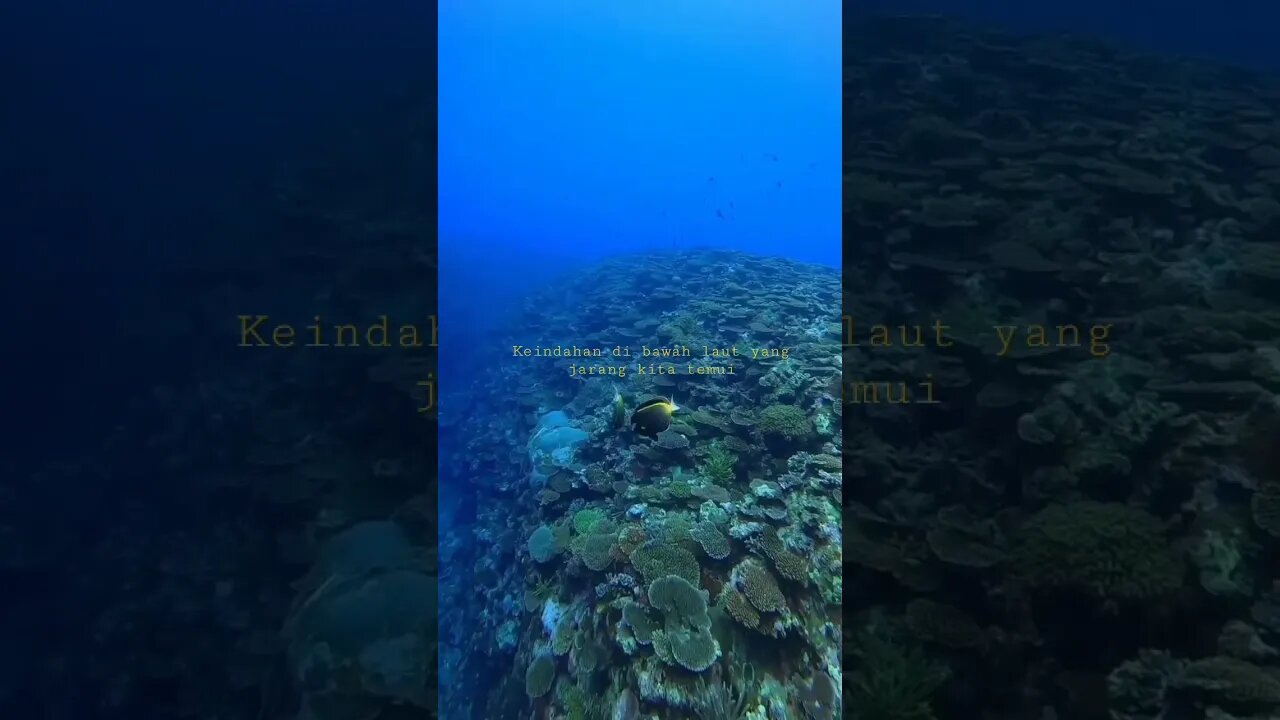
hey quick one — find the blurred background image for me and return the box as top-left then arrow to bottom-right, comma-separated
4,2 -> 437,718
844,4 -> 1280,720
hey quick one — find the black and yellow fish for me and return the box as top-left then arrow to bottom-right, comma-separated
630,396 -> 679,439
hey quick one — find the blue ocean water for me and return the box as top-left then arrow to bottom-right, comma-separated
850,0 -> 1280,71
439,0 -> 841,363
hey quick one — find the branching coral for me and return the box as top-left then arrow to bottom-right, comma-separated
698,441 -> 738,485
847,624 -> 949,720
692,672 -> 757,720
529,577 -> 558,607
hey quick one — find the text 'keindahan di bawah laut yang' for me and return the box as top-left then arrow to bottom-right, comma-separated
236,314 -> 438,413
838,315 -> 1115,405
841,316 -> 1113,357
511,343 -> 790,379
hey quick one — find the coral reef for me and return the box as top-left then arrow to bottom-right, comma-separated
844,14 -> 1280,720
439,250 -> 842,718
846,620 -> 948,720
1012,501 -> 1184,600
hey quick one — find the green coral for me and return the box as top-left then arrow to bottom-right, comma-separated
620,599 -> 656,646
761,531 -> 810,585
758,404 -> 813,440
1106,649 -> 1185,720
1253,476 -> 1280,538
1182,655 -> 1280,705
698,442 -> 738,485
525,654 -> 556,697
573,508 -> 607,535
690,521 -> 731,560
699,500 -> 729,527
629,543 -> 700,586
561,683 -> 604,720
647,575 -> 720,672
528,525 -> 559,563
652,512 -> 695,545
905,599 -> 985,649
1109,651 -> 1280,717
1013,501 -> 1184,600
721,588 -> 761,631
758,359 -> 809,403
814,546 -> 842,606
570,512 -> 621,571
529,576 -> 558,606
574,530 -> 618,572
657,313 -> 701,345
1190,528 -> 1252,597
847,625 -> 949,720
733,558 -> 786,613
570,634 -> 606,676
552,613 -> 575,656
